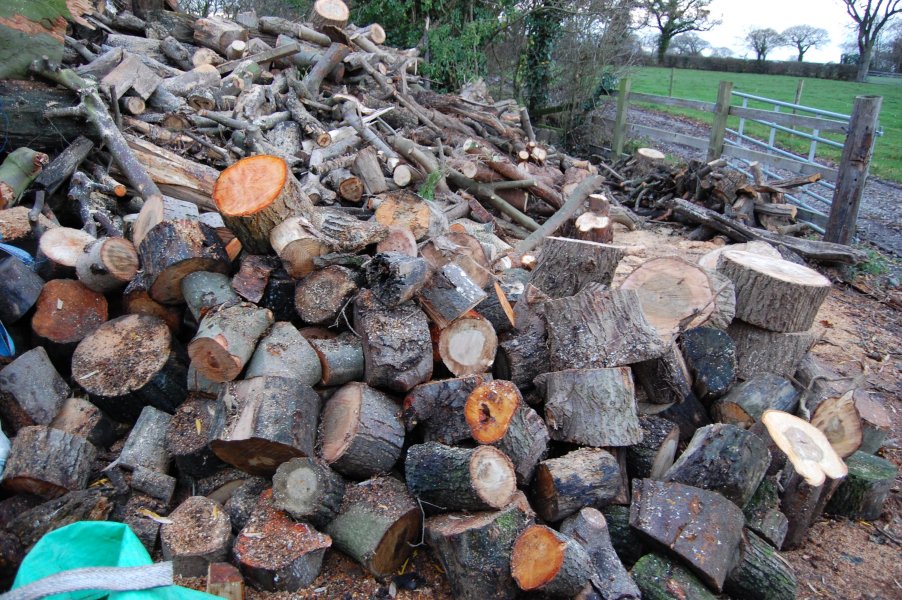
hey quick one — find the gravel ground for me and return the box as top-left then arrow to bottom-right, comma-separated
607,105 -> 902,259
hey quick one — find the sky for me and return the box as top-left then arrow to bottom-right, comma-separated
684,0 -> 857,62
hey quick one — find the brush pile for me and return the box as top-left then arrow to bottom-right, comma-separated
0,1 -> 895,599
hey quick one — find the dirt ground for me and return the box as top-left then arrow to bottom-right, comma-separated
179,222 -> 902,599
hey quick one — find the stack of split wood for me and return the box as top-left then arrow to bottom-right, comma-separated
0,1 -> 895,599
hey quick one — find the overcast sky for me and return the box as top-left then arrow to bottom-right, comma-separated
692,0 -> 856,62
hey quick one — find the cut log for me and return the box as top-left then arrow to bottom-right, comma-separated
0,148 -> 48,209
5,488 -> 114,552
425,493 -> 535,600
49,396 -> 121,449
181,271 -> 239,322
698,240 -> 782,270
374,190 -> 433,240
626,415 -> 680,480
600,505 -> 646,569
36,227 -> 94,279
269,217 -> 327,278
74,237 -> 139,293
212,377 -> 321,476
121,272 -> 183,334
825,450 -> 897,520
0,255 -> 44,324
639,393 -> 711,442
233,489 -> 331,591
139,219 -> 230,305
630,553 -> 717,600
723,529 -> 797,600
72,314 -> 188,420
438,312 -> 497,378
419,231 -> 492,288
206,563 -> 245,600
32,279 -> 108,358
678,326 -> 737,403
631,343 -> 694,406
855,393 -> 891,454
620,257 -> 718,341
493,404 -> 550,486
727,321 -> 815,379
376,225 -> 418,256
231,255 -> 277,304
510,524 -> 594,596
711,374 -> 799,429
272,457 -> 346,528
560,507 -> 641,600
160,496 -> 232,577
629,479 -> 745,592
0,425 -> 96,499
324,476 -> 421,578
743,477 -> 789,549
365,253 -> 430,308
494,299 -> 550,389
544,288 -> 667,370
165,396 -> 225,478
224,477 -> 270,532
406,442 -> 516,511
309,333 -> 364,387
309,0 -> 350,30
187,302 -> 274,383
464,379 -> 521,444
353,289 -> 433,393
245,321 -> 322,387
213,155 -> 314,254
118,405 -> 172,474
417,263 -> 487,329
535,367 -> 640,447
402,374 -> 493,445
0,347 -> 69,433
810,390 -> 862,458
716,250 -> 831,332
663,423 -> 771,507
778,464 -> 841,549
352,146 -> 388,195
292,266 -> 358,326
527,237 -> 623,299
318,381 -> 404,479
194,16 -> 248,55
532,448 -> 622,523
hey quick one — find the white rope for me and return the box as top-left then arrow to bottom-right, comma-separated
0,562 -> 174,600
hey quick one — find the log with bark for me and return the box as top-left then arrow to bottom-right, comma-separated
532,448 -> 622,523
160,495 -> 232,577
510,524 -> 594,596
0,347 -> 69,433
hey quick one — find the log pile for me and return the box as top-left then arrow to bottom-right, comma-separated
0,1 -> 892,598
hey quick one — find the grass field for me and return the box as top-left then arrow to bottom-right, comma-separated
626,67 -> 902,182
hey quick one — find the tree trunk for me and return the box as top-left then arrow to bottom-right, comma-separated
856,44 -> 873,83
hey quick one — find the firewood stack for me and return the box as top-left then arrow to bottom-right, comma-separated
0,1 -> 895,598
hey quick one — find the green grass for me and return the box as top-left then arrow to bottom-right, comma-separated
626,67 -> 902,182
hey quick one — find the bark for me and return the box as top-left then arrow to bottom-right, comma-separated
527,237 -> 623,299
532,448 -> 622,523
0,425 -> 96,499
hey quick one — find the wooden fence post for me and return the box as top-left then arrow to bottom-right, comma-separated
824,95 -> 882,246
706,80 -> 733,162
612,77 -> 631,158
668,68 -> 675,97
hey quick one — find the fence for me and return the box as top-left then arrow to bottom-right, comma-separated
608,78 -> 883,245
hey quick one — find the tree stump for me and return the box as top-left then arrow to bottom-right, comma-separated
532,448 -> 621,523
1,425 -> 96,499
629,479 -> 745,592
213,155 -> 313,254
72,314 -> 188,420
294,265 -> 359,324
139,219 -> 230,305
630,553 -> 717,600
0,255 -> 43,324
160,495 -> 232,577
711,374 -> 799,429
245,321 -> 322,387
324,476 -> 421,578
74,237 -> 139,293
825,450 -> 897,520
716,250 -> 831,332
626,415 -> 680,480
309,333 -> 364,386
318,382 -> 404,479
544,288 -> 666,370
662,423 -> 771,507
402,374 -> 493,445
118,405 -> 172,473
405,442 -> 517,511
494,404 -> 550,486
510,524 -> 594,597
438,311 -> 498,377
527,237 -> 623,299
723,529 -> 797,600
165,396 -> 225,478
535,367 -> 640,447
679,326 -> 737,403
233,489 -> 332,591
212,376 -> 321,476
727,321 -> 815,379
188,302 -> 274,382
559,507 -> 640,600
631,343 -> 694,406
0,347 -> 69,433
425,492 -> 534,600
353,289 -> 432,392
32,279 -> 108,358
272,457 -> 346,528
464,379 -> 522,444
181,271 -> 238,322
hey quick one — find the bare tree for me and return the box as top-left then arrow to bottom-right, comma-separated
841,0 -> 902,81
782,25 -> 830,61
639,0 -> 720,63
710,46 -> 733,57
669,32 -> 709,55
745,28 -> 786,62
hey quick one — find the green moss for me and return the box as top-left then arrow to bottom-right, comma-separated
0,0 -> 70,24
